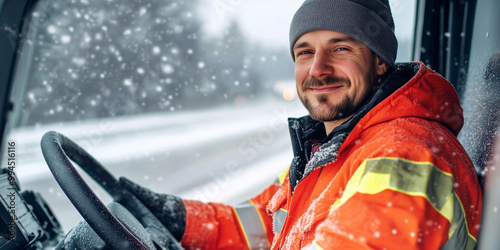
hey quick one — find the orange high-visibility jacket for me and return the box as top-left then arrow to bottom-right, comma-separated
179,62 -> 482,250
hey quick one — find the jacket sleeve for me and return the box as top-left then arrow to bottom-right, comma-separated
179,182 -> 280,250
304,157 -> 482,250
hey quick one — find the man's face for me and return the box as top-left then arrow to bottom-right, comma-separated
293,30 -> 388,124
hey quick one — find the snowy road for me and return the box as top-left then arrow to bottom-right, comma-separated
9,97 -> 305,232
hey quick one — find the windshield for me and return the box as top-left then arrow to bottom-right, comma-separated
4,0 -> 417,232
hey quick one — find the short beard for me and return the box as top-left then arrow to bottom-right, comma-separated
303,92 -> 355,122
299,75 -> 374,123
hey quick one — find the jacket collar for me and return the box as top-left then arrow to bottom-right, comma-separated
288,62 -> 421,192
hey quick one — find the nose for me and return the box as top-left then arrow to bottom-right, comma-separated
309,51 -> 334,79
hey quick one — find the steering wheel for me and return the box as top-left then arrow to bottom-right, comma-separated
41,131 -> 182,249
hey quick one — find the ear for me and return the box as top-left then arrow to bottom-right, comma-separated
375,56 -> 389,76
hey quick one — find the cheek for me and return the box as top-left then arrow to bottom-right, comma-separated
352,76 -> 375,103
344,66 -> 372,98
294,65 -> 308,91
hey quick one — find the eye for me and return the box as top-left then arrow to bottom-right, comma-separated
331,47 -> 352,58
335,47 -> 350,52
296,50 -> 312,57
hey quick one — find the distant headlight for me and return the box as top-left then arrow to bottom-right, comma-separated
282,88 -> 296,101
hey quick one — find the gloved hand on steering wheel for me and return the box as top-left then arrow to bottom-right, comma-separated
119,177 -> 186,242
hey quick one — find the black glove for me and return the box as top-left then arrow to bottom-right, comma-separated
119,177 -> 186,242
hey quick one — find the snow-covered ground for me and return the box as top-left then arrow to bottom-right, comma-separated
8,97 -> 306,231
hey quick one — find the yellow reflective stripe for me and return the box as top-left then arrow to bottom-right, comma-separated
275,166 -> 290,185
314,241 -> 325,250
334,157 -> 453,211
233,200 -> 270,249
331,157 -> 476,248
302,241 -> 325,250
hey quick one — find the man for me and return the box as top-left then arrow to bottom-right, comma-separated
122,0 -> 483,249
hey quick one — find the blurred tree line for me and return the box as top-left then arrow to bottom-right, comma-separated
17,0 -> 293,126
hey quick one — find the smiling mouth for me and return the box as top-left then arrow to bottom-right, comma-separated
309,85 -> 343,93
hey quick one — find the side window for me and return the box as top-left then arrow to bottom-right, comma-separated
458,0 -> 500,183
391,0 -> 417,62
5,0 -> 417,232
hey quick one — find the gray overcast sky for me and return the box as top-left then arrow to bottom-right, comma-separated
200,0 -> 306,47
200,0 -> 416,59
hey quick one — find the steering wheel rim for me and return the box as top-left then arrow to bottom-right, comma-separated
41,131 -> 149,250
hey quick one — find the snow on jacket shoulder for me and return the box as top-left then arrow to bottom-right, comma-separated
179,62 -> 483,250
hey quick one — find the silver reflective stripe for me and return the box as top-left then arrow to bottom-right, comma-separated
274,177 -> 281,185
273,208 -> 287,233
234,200 -> 270,249
440,193 -> 477,250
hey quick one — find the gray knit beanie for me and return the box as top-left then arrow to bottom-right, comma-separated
289,0 -> 398,68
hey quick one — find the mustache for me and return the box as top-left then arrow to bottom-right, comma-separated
302,76 -> 350,91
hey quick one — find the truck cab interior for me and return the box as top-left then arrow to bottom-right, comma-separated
0,0 -> 499,249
